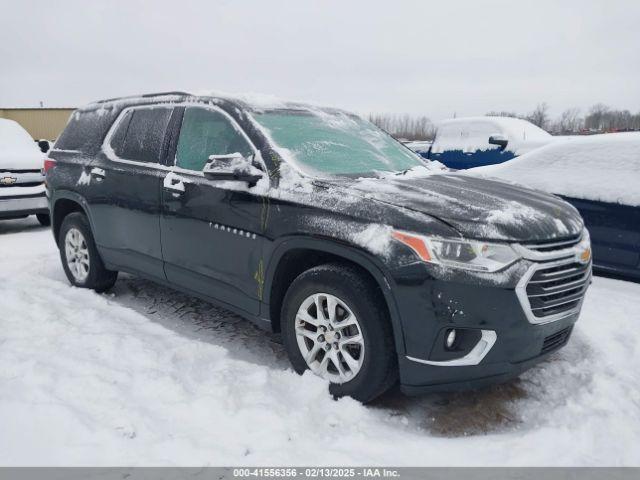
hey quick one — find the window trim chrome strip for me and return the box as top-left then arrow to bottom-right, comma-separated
101,102 -> 267,175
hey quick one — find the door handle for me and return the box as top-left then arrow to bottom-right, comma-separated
163,171 -> 186,196
90,167 -> 106,180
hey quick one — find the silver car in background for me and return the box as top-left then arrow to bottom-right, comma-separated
0,118 -> 49,225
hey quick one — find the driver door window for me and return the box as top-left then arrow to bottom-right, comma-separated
175,107 -> 253,172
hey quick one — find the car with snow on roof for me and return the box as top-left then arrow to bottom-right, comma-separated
420,116 -> 555,170
45,92 -> 592,402
470,132 -> 640,280
0,119 -> 50,226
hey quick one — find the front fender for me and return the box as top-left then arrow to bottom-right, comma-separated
263,235 -> 407,357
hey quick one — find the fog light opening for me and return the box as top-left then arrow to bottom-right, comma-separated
445,329 -> 457,350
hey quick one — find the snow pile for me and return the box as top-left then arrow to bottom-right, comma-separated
1,218 -> 639,466
469,132 -> 640,206
0,118 -> 44,170
431,117 -> 553,156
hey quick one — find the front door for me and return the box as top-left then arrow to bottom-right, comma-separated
160,106 -> 266,315
86,105 -> 177,280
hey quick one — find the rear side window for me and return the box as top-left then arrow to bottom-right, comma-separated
110,107 -> 173,163
175,107 -> 253,171
55,106 -> 120,154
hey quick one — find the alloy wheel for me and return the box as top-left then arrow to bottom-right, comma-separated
64,227 -> 90,282
295,293 -> 365,384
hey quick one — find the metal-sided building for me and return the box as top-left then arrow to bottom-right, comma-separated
0,107 -> 75,140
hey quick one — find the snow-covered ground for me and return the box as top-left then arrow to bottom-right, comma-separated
1,217 -> 639,466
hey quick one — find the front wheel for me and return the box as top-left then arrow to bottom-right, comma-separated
59,212 -> 118,292
281,264 -> 398,403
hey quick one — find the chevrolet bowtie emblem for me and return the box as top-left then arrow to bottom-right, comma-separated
0,176 -> 17,186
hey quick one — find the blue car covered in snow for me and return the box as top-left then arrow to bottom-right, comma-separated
421,117 -> 554,170
470,132 -> 640,280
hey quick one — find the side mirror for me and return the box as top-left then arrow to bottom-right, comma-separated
488,134 -> 508,150
202,153 -> 263,186
36,139 -> 51,153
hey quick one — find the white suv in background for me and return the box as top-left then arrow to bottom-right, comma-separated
0,118 -> 49,225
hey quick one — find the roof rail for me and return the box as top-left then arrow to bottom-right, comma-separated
94,91 -> 192,104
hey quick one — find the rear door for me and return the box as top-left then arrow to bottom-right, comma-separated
160,106 -> 266,315
85,105 -> 178,280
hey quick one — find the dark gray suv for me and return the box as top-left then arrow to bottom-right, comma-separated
45,92 -> 592,402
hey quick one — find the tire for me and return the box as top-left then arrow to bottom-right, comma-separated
281,263 -> 398,403
58,212 -> 118,292
36,213 -> 51,227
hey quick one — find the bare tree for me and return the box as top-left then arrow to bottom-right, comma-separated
584,103 -> 610,131
554,108 -> 583,134
373,103 -> 639,139
368,113 -> 436,140
526,103 -> 550,130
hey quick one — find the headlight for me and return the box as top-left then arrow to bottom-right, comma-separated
392,230 -> 520,272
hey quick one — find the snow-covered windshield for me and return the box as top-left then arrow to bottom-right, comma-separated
252,109 -> 424,176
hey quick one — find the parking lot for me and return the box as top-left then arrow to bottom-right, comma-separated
1,217 -> 638,466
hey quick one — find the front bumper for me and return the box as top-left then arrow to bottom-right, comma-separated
399,317 -> 577,395
0,193 -> 49,218
389,238 -> 590,394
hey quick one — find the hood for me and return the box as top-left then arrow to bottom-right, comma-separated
324,173 -> 584,242
0,148 -> 44,170
0,118 -> 44,170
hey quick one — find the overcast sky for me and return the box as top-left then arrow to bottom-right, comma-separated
1,0 -> 639,120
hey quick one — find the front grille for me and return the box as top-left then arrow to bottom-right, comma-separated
523,235 -> 581,253
0,170 -> 44,188
541,326 -> 573,354
0,182 -> 42,188
0,168 -> 41,173
525,262 -> 590,319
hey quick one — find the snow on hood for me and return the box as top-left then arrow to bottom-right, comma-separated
0,119 -> 44,169
327,172 -> 584,242
469,132 -> 640,207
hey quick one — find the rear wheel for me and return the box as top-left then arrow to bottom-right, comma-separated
281,263 -> 397,403
36,213 -> 50,226
59,212 -> 118,292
